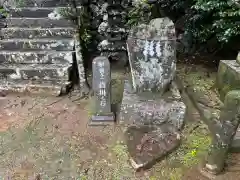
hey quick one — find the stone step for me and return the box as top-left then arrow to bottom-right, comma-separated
6,18 -> 74,28
0,64 -> 71,80
1,27 -> 75,39
9,7 -> 81,18
9,7 -> 66,18
15,0 -> 80,7
0,78 -> 70,96
0,39 -> 74,51
0,51 -> 74,64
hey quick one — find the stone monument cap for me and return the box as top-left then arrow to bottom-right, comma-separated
128,17 -> 176,41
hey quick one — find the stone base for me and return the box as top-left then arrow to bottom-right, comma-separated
198,163 -> 219,180
125,124 -> 180,170
89,113 -> 115,126
119,80 -> 186,130
217,60 -> 240,101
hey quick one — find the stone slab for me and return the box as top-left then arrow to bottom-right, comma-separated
8,0 -> 68,7
217,60 -> 240,101
0,51 -> 73,64
9,7 -> 64,18
0,78 -> 70,96
6,18 -> 74,28
2,28 -> 74,39
125,124 -> 180,170
89,113 -> 116,126
0,39 -> 74,51
0,64 -> 71,80
119,80 -> 186,130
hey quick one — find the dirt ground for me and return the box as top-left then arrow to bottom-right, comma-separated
0,69 -> 240,180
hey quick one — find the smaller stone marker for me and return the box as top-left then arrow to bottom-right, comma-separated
90,56 -> 115,125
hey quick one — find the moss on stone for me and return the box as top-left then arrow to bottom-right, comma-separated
217,60 -> 240,101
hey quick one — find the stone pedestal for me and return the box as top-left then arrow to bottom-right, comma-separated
119,80 -> 186,130
120,80 -> 185,170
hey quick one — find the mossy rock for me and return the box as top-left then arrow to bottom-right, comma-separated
217,60 -> 240,101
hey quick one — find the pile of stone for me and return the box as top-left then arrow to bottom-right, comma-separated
97,0 -> 129,65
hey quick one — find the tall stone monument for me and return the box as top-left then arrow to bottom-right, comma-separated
90,56 -> 115,125
120,17 -> 186,170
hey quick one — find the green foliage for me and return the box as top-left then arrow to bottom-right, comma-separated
128,0 -> 239,52
150,0 -> 240,44
190,0 -> 240,43
127,0 -> 154,27
0,6 -> 8,17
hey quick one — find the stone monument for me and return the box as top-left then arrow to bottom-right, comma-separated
119,17 -> 186,170
90,56 -> 115,125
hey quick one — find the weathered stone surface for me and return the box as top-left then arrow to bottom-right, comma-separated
7,18 -> 74,28
5,0 -> 70,7
125,124 -> 180,170
176,72 -> 240,153
90,56 -> 115,125
0,1 -> 77,96
0,39 -> 74,51
0,78 -> 69,96
217,60 -> 240,101
96,0 -> 128,64
203,90 -> 240,175
9,7 -> 64,18
120,80 -> 186,130
2,28 -> 74,39
0,51 -> 73,64
0,64 -> 70,80
127,18 -> 176,94
129,18 -> 175,40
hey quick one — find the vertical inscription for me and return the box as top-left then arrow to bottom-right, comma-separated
98,61 -> 107,109
91,56 -> 114,124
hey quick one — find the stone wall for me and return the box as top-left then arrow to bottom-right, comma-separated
85,0 -> 131,65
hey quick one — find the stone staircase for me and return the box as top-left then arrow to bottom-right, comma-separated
0,2 -> 78,96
